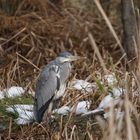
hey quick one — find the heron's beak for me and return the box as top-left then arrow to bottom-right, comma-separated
68,55 -> 86,61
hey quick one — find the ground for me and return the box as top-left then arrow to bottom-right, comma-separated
0,0 -> 139,140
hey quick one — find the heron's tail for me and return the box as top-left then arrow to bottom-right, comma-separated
34,96 -> 54,123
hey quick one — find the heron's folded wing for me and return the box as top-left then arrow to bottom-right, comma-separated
34,65 -> 60,121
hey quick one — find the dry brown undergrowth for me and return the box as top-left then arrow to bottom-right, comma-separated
0,1 -> 140,140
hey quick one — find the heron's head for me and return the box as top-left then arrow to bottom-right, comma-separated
57,51 -> 84,63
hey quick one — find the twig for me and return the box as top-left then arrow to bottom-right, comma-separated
8,117 -> 12,139
115,53 -> 126,66
93,0 -> 126,56
16,52 -> 40,71
88,32 -> 108,74
132,71 -> 140,92
1,28 -> 26,46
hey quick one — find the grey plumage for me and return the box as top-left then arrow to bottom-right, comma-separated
34,52 -> 82,123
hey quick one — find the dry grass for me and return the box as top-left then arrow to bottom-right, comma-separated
0,0 -> 140,140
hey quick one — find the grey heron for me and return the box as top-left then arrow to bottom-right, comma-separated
34,52 -> 83,123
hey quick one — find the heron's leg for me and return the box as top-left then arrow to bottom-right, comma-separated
48,102 -> 53,113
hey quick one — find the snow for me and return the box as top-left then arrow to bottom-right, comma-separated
52,106 -> 70,115
5,101 -> 90,124
15,110 -> 34,125
103,74 -> 117,86
98,94 -> 115,109
99,87 -> 126,109
0,85 -> 92,124
2,83 -> 126,125
81,87 -> 126,117
71,101 -> 91,115
71,79 -> 96,93
98,96 -> 120,109
110,87 -> 126,97
15,116 -> 33,125
81,109 -> 104,117
52,100 -> 91,116
6,104 -> 34,125
6,104 -> 33,113
0,86 -> 25,99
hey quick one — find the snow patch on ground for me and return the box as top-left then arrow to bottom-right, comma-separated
71,101 -> 91,115
6,104 -> 34,125
70,79 -> 96,93
82,87 -> 126,117
52,106 -> 70,115
103,73 -> 118,86
0,86 -> 25,99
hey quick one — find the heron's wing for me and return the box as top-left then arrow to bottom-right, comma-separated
34,65 -> 60,122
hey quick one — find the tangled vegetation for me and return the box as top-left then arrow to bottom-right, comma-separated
0,0 -> 140,140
